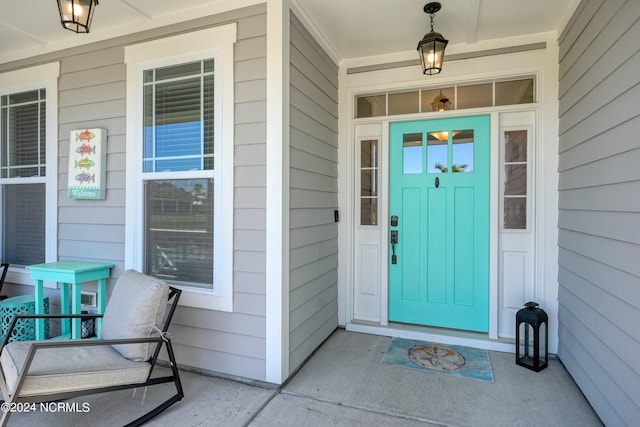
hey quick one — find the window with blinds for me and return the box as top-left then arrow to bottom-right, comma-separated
3,184 -> 45,265
142,60 -> 215,288
1,90 -> 46,178
143,60 -> 214,172
1,89 -> 46,267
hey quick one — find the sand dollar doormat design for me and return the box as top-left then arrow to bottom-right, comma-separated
381,337 -> 494,382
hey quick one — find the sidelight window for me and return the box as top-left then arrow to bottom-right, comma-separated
503,130 -> 528,229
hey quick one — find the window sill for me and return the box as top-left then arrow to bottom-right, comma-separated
6,267 -> 58,289
176,285 -> 232,312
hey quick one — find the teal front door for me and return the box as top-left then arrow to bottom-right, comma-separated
389,116 -> 490,332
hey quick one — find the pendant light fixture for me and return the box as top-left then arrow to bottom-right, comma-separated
57,0 -> 99,33
431,89 -> 451,111
417,2 -> 449,75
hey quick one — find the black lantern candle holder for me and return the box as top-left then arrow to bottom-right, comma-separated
515,301 -> 548,372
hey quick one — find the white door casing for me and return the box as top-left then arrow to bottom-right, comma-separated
498,111 -> 537,338
339,35 -> 560,352
353,122 -> 388,324
350,109 -> 537,343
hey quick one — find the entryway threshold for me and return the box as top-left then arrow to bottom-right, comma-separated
346,321 -> 515,353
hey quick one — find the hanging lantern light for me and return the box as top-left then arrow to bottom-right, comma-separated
57,0 -> 99,33
430,89 -> 451,111
417,2 -> 449,75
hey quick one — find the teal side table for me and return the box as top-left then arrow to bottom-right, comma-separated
0,295 -> 50,342
26,261 -> 114,340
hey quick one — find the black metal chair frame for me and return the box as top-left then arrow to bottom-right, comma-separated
0,263 -> 9,300
0,286 -> 183,427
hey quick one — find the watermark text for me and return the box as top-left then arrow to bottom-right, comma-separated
1,402 -> 90,413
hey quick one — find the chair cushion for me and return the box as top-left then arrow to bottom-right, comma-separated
100,270 -> 170,361
0,341 -> 150,398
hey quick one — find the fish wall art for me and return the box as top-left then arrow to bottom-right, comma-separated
67,128 -> 107,199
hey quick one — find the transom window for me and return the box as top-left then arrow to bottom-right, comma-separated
356,77 -> 535,118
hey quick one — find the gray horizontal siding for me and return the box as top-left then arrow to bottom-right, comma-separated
1,4 -> 269,381
288,12 -> 339,373
56,45 -> 126,270
557,1 -> 640,425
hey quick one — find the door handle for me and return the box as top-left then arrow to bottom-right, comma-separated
435,176 -> 440,188
390,230 -> 398,264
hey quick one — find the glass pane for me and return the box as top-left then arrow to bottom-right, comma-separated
145,179 -> 214,287
203,59 -> 214,73
539,323 -> 547,364
504,130 -> 527,162
6,91 -> 40,104
388,91 -> 419,115
155,158 -> 203,171
2,183 -> 45,266
361,139 -> 377,168
504,197 -> 526,229
143,85 -> 154,159
427,131 -> 448,173
356,95 -> 385,118
422,87 -> 454,111
452,130 -> 474,173
143,61 -> 214,172
360,139 -> 378,225
155,61 -> 202,81
1,89 -> 46,178
504,165 -> 527,195
361,170 -> 377,196
154,78 -> 202,158
403,133 -> 423,174
361,198 -> 377,225
496,79 -> 534,106
203,72 -> 215,161
457,83 -> 492,109
361,139 -> 377,197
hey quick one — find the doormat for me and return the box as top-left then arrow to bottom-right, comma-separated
381,337 -> 494,382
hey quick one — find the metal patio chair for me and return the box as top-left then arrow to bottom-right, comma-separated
0,269 -> 184,426
0,263 -> 9,300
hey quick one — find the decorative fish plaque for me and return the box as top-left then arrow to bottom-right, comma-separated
67,128 -> 107,199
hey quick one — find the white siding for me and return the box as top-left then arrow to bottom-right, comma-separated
557,1 -> 640,425
0,4 -> 270,381
288,12 -> 339,373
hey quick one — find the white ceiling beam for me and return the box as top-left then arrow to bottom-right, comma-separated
0,22 -> 50,46
465,0 -> 481,45
119,0 -> 154,20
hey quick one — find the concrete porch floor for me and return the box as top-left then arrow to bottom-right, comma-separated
7,329 -> 602,426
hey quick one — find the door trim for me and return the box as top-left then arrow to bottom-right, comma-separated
350,112 -> 500,339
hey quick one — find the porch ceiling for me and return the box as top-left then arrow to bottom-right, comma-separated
0,0 -> 579,64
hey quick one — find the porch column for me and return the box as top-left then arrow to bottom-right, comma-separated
265,0 -> 291,384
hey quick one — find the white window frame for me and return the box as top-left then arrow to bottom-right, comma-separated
0,63 -> 59,286
125,24 -> 236,311
500,125 -> 533,232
